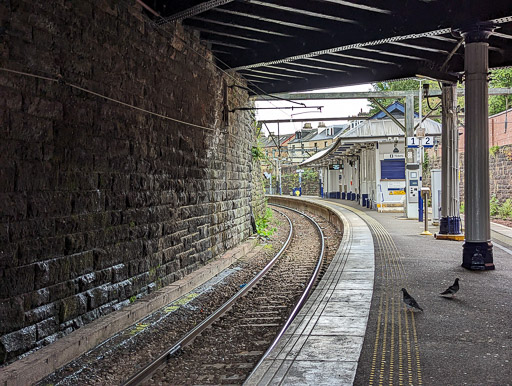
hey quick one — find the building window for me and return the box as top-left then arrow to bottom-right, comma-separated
325,141 -> 328,147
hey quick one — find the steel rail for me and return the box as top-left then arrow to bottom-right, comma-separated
246,204 -> 326,380
122,207 -> 294,386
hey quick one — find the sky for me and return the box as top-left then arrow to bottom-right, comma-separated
255,83 -> 374,135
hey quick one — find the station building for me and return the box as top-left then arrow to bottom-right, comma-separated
302,102 -> 442,212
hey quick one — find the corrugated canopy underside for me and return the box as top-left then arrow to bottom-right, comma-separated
144,0 -> 512,94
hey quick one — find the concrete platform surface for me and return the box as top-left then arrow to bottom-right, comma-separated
246,201 -> 374,386
330,199 -> 512,386
248,196 -> 512,386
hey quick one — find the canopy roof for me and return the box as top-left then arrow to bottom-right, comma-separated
300,116 -> 441,166
145,1 -> 512,94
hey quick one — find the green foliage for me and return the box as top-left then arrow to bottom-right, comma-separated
490,196 -> 500,216
490,145 -> 500,157
368,79 -> 441,116
497,198 -> 512,219
489,68 -> 512,116
129,295 -> 137,303
422,150 -> 430,176
255,207 -> 277,237
251,144 -> 265,160
280,168 -> 319,191
302,168 -> 318,181
460,202 -> 464,214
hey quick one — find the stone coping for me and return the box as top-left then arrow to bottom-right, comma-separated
0,237 -> 259,386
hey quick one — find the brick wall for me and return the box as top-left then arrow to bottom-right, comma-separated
0,0 -> 263,364
458,108 -> 512,151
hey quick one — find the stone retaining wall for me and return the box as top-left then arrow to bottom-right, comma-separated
0,0 -> 262,364
459,145 -> 512,204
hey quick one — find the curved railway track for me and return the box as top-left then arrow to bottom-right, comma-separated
123,205 -> 328,385
38,204 -> 342,386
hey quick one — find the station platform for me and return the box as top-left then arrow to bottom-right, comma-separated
247,197 -> 512,386
2,196 -> 511,385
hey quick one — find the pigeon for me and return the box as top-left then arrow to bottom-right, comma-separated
440,278 -> 460,298
401,288 -> 424,312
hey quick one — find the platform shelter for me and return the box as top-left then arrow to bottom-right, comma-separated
301,103 -> 441,213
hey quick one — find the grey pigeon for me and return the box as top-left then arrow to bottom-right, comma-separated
440,278 -> 460,297
401,288 -> 424,312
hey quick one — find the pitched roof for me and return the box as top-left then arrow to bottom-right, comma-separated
288,129 -> 319,144
260,133 -> 294,148
310,124 -> 350,141
370,101 -> 419,119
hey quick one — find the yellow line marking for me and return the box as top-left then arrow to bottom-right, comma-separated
398,296 -> 404,386
325,202 -> 423,385
389,295 -> 395,385
369,295 -> 384,385
411,311 -> 424,385
378,295 -> 389,385
403,308 -> 413,386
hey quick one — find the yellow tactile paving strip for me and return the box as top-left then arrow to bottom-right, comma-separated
330,203 -> 423,386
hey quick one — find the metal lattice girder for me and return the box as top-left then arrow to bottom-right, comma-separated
146,0 -> 512,94
159,0 -> 235,23
230,27 -> 453,71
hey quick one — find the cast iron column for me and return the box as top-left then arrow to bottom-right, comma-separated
461,23 -> 495,270
439,83 -> 462,234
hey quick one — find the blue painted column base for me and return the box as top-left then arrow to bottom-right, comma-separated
439,216 -> 462,234
462,241 -> 494,270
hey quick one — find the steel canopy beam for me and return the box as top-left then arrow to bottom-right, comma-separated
266,65 -> 324,76
230,27 -> 452,71
328,52 -> 397,65
195,28 -> 269,43
305,57 -> 367,69
354,47 -> 426,61
213,8 -> 325,32
253,88 -> 512,100
189,17 -> 294,37
248,0 -> 357,24
319,0 -> 391,14
159,0 -> 234,23
389,41 -> 450,54
241,69 -> 306,79
258,116 -> 369,123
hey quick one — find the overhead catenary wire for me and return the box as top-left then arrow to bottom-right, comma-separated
127,0 -> 305,121
0,67 -> 217,131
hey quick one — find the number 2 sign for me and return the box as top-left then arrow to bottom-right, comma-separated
422,136 -> 434,148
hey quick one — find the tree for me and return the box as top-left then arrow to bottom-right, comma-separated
368,78 -> 441,117
489,68 -> 512,116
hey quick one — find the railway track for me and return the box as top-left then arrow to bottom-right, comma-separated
122,205 -> 328,385
38,205 -> 342,386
